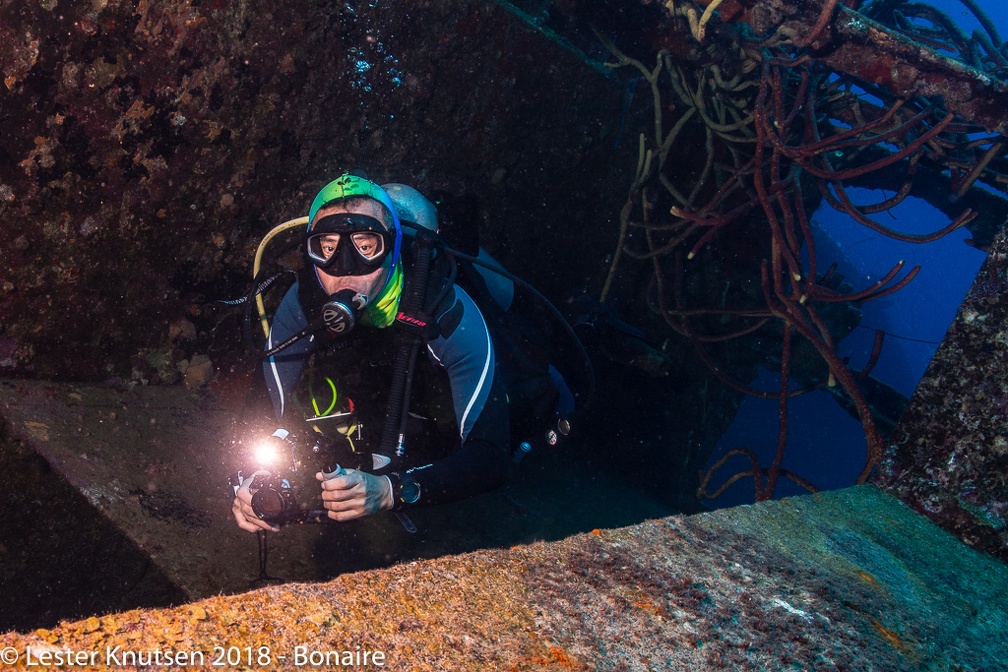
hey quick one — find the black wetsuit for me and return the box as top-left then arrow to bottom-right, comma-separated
262,276 -> 511,507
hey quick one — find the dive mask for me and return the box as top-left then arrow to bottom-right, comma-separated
306,213 -> 392,276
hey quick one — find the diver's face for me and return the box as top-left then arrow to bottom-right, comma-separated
310,199 -> 391,300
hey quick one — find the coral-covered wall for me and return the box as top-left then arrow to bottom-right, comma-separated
0,0 -> 629,381
2,486 -> 1006,669
876,218 -> 1008,562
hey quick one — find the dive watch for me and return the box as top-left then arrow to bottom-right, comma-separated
389,472 -> 421,507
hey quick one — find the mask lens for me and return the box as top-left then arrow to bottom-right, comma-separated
350,231 -> 385,260
307,233 -> 342,266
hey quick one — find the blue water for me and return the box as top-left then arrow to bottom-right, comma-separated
813,192 -> 988,398
702,0 -> 1004,506
705,195 -> 987,505
928,0 -> 1008,38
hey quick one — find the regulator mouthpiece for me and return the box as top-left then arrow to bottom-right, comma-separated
323,289 -> 367,335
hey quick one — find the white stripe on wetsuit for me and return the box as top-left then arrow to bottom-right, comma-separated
428,293 -> 493,440
459,309 -> 492,439
266,331 -> 286,419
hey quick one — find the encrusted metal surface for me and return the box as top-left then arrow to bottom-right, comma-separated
2,484 -> 1005,670
877,218 -> 1008,561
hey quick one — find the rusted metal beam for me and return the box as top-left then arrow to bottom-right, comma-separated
741,0 -> 1008,133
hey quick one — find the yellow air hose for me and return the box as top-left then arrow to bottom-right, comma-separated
253,216 -> 309,339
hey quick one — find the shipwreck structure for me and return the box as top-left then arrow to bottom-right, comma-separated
1,0 -> 1008,657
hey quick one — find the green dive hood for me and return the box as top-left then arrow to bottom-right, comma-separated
303,174 -> 404,328
308,174 -> 403,237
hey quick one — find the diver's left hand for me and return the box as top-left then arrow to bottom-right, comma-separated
316,468 -> 394,522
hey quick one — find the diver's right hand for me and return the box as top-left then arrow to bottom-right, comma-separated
231,469 -> 280,533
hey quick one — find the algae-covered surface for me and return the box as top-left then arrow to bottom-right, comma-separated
877,217 -> 1008,561
0,378 -> 678,631
2,484 -> 1006,670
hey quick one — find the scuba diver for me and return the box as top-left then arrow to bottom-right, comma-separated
230,174 -> 583,533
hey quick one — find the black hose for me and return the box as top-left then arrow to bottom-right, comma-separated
397,220 -> 596,412
442,245 -> 596,412
261,319 -> 326,359
378,229 -> 437,469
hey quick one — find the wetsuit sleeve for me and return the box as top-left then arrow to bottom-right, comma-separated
403,286 -> 511,505
262,282 -> 317,421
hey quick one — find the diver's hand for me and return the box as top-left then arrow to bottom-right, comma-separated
231,469 -> 280,533
316,468 -> 393,522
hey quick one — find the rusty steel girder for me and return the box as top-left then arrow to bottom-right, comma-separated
724,0 -> 1008,133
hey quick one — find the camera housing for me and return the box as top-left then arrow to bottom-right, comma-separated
230,427 -> 358,526
249,473 -> 301,525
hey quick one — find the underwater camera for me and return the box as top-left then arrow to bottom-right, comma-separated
249,472 -> 301,525
229,427 -> 348,526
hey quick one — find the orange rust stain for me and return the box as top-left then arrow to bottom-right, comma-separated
632,598 -> 668,618
855,570 -> 882,588
871,618 -> 907,653
531,645 -> 575,668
